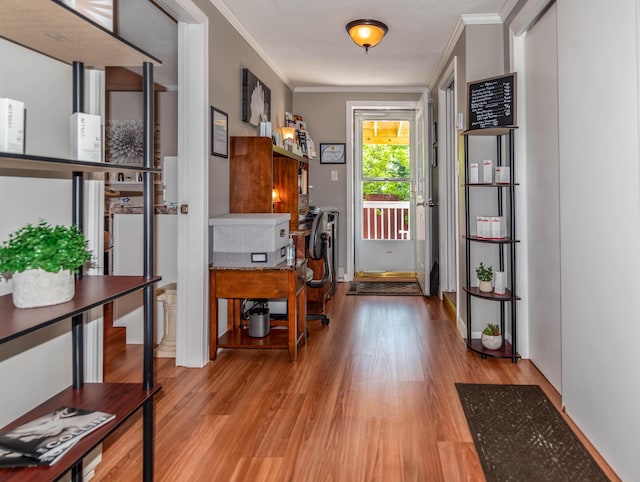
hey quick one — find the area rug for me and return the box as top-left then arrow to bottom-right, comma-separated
346,281 -> 422,296
455,383 -> 609,482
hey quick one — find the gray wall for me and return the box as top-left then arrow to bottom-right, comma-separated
432,24 -> 505,337
196,0 -> 293,217
293,91 -> 421,275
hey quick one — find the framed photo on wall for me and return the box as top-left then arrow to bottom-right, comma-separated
242,68 -> 271,127
211,106 -> 228,158
320,143 -> 346,164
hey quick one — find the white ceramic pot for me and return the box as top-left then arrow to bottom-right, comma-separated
12,269 -> 75,308
479,280 -> 493,292
481,334 -> 503,350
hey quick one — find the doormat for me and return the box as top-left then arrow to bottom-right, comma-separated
346,281 -> 422,296
455,383 -> 609,482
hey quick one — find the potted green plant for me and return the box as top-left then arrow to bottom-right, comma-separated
475,262 -> 493,292
481,323 -> 502,350
0,220 -> 93,308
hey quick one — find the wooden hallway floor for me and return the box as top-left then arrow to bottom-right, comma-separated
94,283 -> 619,481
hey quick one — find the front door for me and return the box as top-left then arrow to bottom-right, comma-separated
354,110 -> 416,275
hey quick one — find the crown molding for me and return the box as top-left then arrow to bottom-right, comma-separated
460,13 -> 503,25
293,85 -> 429,94
430,13 -> 503,89
210,0 -> 294,91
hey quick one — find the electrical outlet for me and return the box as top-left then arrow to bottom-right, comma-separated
331,170 -> 338,181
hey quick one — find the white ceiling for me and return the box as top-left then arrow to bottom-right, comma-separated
120,0 -> 517,91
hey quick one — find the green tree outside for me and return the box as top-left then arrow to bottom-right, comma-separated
362,144 -> 411,201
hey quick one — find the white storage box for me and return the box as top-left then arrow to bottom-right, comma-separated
482,160 -> 493,183
209,213 -> 290,267
469,163 -> 479,183
70,112 -> 102,162
489,216 -> 506,239
0,98 -> 25,154
476,215 -> 491,238
495,166 -> 511,183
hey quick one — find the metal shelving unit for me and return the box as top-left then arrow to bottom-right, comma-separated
463,128 -> 521,362
0,2 -> 162,480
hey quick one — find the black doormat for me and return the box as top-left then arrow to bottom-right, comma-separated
455,383 -> 609,482
346,281 -> 422,296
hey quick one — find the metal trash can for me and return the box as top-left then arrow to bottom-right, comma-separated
248,307 -> 270,337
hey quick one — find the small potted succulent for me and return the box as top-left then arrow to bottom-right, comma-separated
481,323 -> 502,350
475,262 -> 493,292
0,220 -> 93,308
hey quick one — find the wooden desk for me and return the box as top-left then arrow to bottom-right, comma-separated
209,260 -> 307,361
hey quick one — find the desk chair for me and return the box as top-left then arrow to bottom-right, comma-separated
306,211 -> 331,326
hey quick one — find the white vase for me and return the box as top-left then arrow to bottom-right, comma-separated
12,269 -> 75,308
479,280 -> 493,292
481,334 -> 503,350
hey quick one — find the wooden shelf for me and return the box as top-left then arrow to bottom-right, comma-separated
465,182 -> 519,187
272,145 -> 308,164
0,275 -> 161,344
2,3 -> 161,477
463,286 -> 520,301
0,153 -> 161,175
463,126 -> 518,136
230,137 -> 310,232
1,0 -> 161,68
464,235 -> 520,244
466,338 -> 520,360
0,383 -> 161,482
218,327 -> 291,350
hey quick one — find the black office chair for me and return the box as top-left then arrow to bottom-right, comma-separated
306,211 -> 331,326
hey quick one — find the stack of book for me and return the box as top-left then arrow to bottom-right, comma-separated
0,406 -> 115,468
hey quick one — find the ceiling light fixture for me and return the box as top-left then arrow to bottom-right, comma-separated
346,19 -> 388,53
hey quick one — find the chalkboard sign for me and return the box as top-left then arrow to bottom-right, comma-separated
467,73 -> 517,131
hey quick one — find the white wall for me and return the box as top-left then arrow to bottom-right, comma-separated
0,39 -> 76,426
523,3 -> 562,391
112,214 -> 178,344
557,0 -> 640,478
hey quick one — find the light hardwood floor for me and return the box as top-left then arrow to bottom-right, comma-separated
94,283 -> 619,481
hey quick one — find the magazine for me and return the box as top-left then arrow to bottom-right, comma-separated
0,407 -> 114,464
0,446 -> 42,468
0,438 -> 79,467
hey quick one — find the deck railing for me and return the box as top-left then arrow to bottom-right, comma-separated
362,201 -> 411,240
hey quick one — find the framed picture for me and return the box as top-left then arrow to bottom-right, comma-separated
320,143 -> 346,164
106,119 -> 144,164
242,68 -> 271,126
211,106 -> 228,158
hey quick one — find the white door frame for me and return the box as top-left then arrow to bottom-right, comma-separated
437,57 -> 459,306
415,90 -> 432,294
507,0 -> 555,364
346,100 -> 421,282
157,0 -> 210,367
353,109 -> 417,274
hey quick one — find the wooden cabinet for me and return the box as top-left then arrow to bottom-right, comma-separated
463,127 -> 520,362
0,1 -> 161,479
209,261 -> 308,362
230,136 -> 310,232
